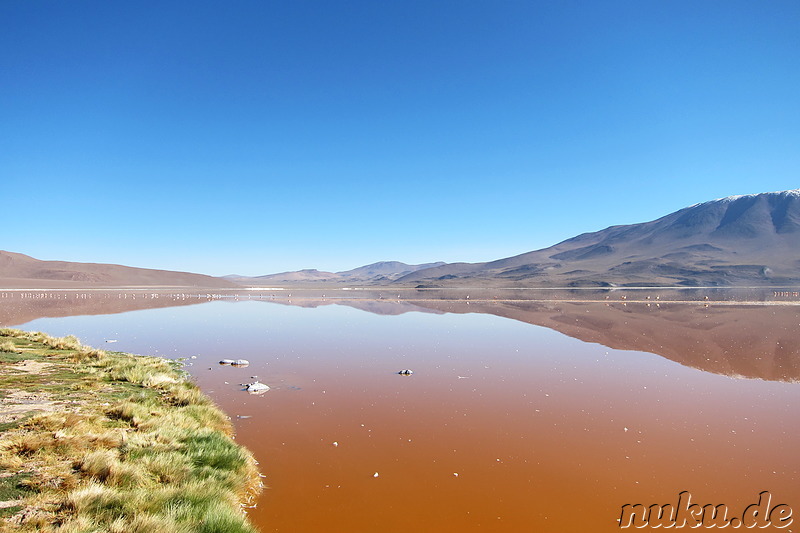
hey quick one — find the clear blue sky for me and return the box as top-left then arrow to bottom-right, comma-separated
2,1 -> 798,276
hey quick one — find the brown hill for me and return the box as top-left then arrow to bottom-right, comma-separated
0,251 -> 237,288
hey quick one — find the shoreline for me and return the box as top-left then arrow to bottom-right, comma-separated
0,329 -> 261,532
2,284 -> 800,291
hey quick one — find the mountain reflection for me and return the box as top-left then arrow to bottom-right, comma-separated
2,289 -> 799,382
0,291 -> 204,326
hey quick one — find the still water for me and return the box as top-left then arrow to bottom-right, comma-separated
2,289 -> 800,532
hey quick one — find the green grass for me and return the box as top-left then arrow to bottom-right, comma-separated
0,417 -> 28,432
0,473 -> 33,519
0,473 -> 33,500
0,329 -> 261,532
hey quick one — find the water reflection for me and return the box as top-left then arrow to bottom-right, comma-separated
0,290 -> 205,325
2,290 -> 800,532
3,289 -> 799,381
276,298 -> 800,382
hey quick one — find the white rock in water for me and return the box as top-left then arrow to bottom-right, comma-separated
246,381 -> 270,393
232,359 -> 250,366
398,369 -> 413,375
219,359 -> 235,365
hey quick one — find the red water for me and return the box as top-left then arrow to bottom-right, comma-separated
6,290 -> 800,532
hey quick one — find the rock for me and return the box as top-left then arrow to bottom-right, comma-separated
398,369 -> 413,375
219,359 -> 235,365
232,359 -> 250,366
245,381 -> 270,393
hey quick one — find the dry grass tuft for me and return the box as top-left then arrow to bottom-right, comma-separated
0,339 -> 21,353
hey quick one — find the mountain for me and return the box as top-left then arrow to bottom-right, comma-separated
230,261 -> 447,286
0,251 -> 237,288
226,269 -> 341,284
398,189 -> 800,287
337,261 -> 446,281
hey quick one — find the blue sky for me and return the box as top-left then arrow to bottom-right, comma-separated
2,1 -> 799,276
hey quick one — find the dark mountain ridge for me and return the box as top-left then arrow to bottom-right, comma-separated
397,189 -> 800,287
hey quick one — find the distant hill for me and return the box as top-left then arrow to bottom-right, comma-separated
229,261 -> 447,286
337,261 -> 447,280
398,189 -> 800,287
0,251 -> 237,288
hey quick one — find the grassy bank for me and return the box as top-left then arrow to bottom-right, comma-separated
0,329 -> 261,533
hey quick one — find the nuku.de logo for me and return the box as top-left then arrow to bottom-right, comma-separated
619,491 -> 793,528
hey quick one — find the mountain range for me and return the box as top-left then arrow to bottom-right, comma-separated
231,189 -> 800,287
3,189 -> 800,288
395,189 -> 800,287
224,261 -> 447,286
